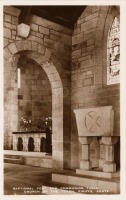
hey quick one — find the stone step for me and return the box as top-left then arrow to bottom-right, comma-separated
52,173 -> 120,194
4,154 -> 21,159
41,180 -> 114,195
20,156 -> 52,168
4,153 -> 52,168
42,180 -> 89,195
4,158 -> 20,165
76,169 -> 120,179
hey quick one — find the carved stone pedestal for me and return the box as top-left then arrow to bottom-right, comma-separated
74,107 -> 119,176
99,138 -> 105,168
79,136 -> 92,170
102,137 -> 118,172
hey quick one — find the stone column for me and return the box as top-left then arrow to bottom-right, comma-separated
102,137 -> 118,172
79,137 -> 92,170
37,137 -> 41,152
99,138 -> 105,168
34,136 -> 37,152
13,135 -> 18,151
34,137 -> 40,152
23,137 -> 28,151
9,55 -> 20,149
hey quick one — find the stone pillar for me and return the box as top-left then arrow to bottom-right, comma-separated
37,137 -> 41,152
34,136 -> 37,152
99,138 -> 105,168
23,137 -> 28,151
102,137 -> 118,172
52,86 -> 71,169
34,138 -> 40,152
7,55 -> 20,149
13,135 -> 18,151
79,137 -> 92,170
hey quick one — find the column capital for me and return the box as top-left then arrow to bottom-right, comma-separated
101,136 -> 118,145
78,136 -> 92,145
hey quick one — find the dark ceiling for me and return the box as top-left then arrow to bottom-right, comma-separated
14,6 -> 87,29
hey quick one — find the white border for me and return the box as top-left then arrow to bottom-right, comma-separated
0,1 -> 126,200
0,0 -> 125,6
0,2 -> 3,198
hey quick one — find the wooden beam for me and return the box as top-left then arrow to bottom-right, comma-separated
19,6 -> 32,25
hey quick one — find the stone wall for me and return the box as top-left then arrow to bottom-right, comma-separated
4,6 -> 72,69
4,5 -> 120,170
4,6 -> 72,169
18,55 -> 52,131
71,6 -> 120,168
4,5 -> 72,164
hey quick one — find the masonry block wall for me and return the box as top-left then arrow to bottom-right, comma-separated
71,6 -> 120,168
18,55 -> 52,131
4,6 -> 72,156
4,6 -> 120,170
4,6 -> 72,68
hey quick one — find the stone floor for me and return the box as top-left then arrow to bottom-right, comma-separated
4,163 -> 78,195
4,163 -> 53,195
4,163 -> 118,196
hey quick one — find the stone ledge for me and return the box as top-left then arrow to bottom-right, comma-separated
52,173 -> 120,193
76,169 -> 120,179
20,156 -> 52,168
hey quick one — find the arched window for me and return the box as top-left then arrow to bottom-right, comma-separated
107,17 -> 120,85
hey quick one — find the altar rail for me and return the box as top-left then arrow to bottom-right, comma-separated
12,130 -> 52,153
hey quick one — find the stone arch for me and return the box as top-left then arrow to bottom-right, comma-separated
4,40 -> 71,169
93,6 -> 120,86
17,137 -> 23,151
28,137 -> 34,152
92,6 -> 120,138
40,137 -> 46,152
102,6 -> 120,85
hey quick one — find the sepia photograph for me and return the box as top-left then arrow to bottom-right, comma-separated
2,1 -> 126,198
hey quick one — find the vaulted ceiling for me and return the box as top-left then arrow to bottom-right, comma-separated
14,6 -> 87,29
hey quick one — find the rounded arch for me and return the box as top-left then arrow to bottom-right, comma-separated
4,39 -> 69,168
4,40 -> 66,80
17,137 -> 23,151
93,6 -> 120,86
28,137 -> 34,152
40,137 -> 46,152
102,6 -> 120,85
